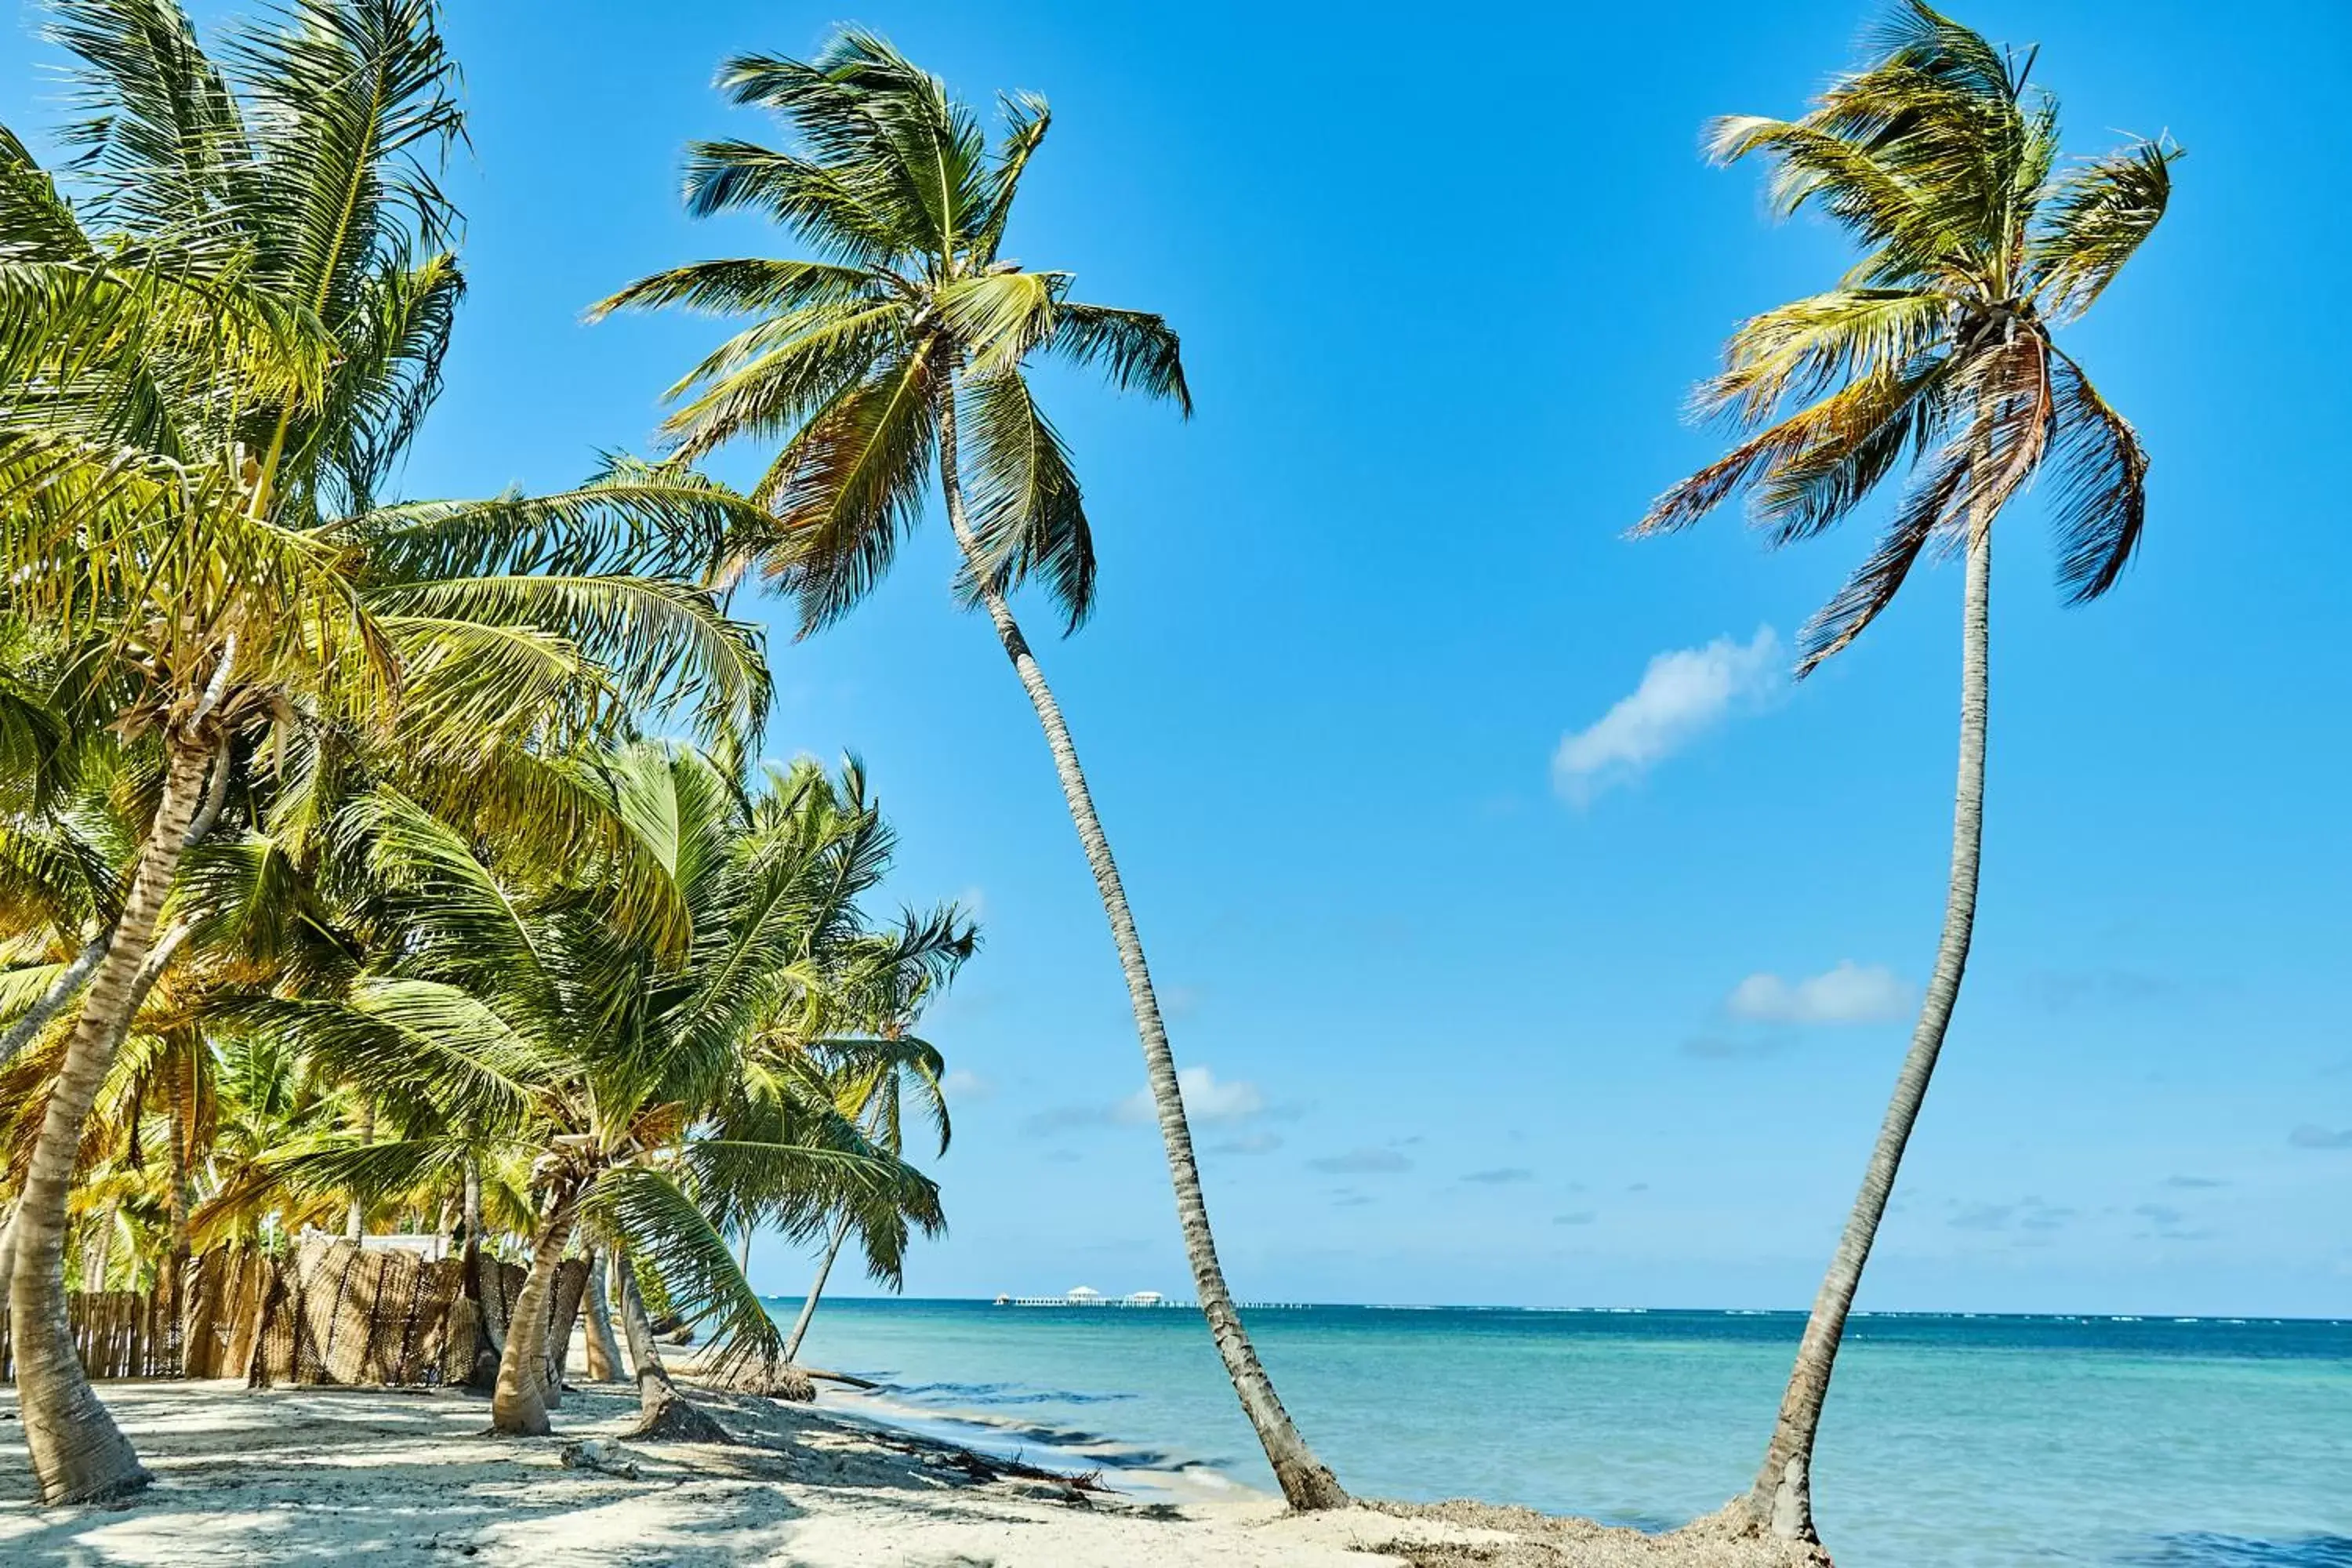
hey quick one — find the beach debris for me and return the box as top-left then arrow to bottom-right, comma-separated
559,1438 -> 646,1480
939,1446 -> 1112,1505
800,1365 -> 880,1390
705,1356 -> 817,1403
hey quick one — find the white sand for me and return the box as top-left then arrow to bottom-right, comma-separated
0,1379 -> 1817,1567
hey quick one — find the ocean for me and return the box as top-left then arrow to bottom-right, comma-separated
771,1298 -> 2352,1568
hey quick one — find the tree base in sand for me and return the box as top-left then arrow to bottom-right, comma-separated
626,1387 -> 734,1445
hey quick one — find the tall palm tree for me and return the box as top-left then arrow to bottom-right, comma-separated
0,0 -> 768,1504
1634,3 -> 2173,1544
593,31 -> 1348,1510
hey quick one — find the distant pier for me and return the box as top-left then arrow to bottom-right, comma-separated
992,1287 -> 1308,1309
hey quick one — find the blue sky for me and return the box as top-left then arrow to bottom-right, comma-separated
8,0 -> 2349,1315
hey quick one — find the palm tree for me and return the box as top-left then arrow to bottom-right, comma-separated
776,930 -> 968,1364
254,746 -> 946,1438
0,0 -> 768,1504
1634,3 -> 2173,1544
593,31 -> 1348,1510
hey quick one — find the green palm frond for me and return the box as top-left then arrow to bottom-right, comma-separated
1700,289 -> 1947,428
654,301 -> 910,463
372,574 -> 769,746
47,0 -> 255,249
936,270 -> 1067,375
227,980 -> 548,1134
1046,302 -> 1191,414
2045,350 -> 2149,603
762,346 -> 943,631
2030,140 -> 2178,323
959,370 -> 1091,627
970,91 -> 1048,266
584,1163 -> 783,1376
586,256 -> 887,321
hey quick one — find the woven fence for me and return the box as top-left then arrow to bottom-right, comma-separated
0,1290 -> 181,1381
5,1238 -> 588,1391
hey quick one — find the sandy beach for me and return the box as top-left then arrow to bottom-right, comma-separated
0,1376 -> 1814,1568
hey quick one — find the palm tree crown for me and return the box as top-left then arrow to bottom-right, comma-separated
591,28 -> 1189,632
1635,0 -> 2175,668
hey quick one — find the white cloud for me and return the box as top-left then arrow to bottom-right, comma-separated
1118,1065 -> 1264,1125
1727,961 -> 1911,1025
940,1069 -> 993,1103
1553,627 -> 1782,805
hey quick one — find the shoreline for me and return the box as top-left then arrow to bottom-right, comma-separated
0,1376 -> 1817,1566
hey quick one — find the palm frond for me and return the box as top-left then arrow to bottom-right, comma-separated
762,347 -> 943,633
2030,140 -> 2178,322
2045,350 -> 2148,603
1046,302 -> 1191,415
582,1163 -> 783,1377
957,370 -> 1092,629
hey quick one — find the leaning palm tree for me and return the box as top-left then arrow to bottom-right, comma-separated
1633,2 -> 2173,1545
592,31 -> 1347,1509
774,927 -> 968,1363
0,0 -> 768,1504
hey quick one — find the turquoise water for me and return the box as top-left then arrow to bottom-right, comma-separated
775,1299 -> 2352,1568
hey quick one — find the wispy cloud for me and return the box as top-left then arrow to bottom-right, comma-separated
2289,1125 -> 2352,1150
1025,1064 -> 1267,1137
2024,967 -> 2177,1012
1552,1210 -> 1598,1226
1308,1148 -> 1414,1175
1552,627 -> 1782,805
1727,961 -> 1910,1025
2133,1201 -> 2214,1241
1210,1131 -> 1284,1157
1120,1065 -> 1262,1124
1022,1103 -> 1114,1137
940,1069 -> 994,1103
2165,1174 -> 2227,1189
1461,1167 -> 1534,1185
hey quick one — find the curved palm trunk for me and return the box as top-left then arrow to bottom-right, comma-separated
934,390 -> 1346,1512
582,1248 -> 625,1381
9,739 -> 212,1504
489,1185 -> 579,1436
613,1247 -> 731,1443
1745,521 -> 1992,1543
0,934 -> 109,1073
782,1211 -> 851,1365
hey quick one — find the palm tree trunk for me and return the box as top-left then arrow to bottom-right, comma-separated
344,1098 -> 374,1240
933,387 -> 1345,1511
0,935 -> 109,1073
8,738 -> 212,1504
613,1247 -> 730,1443
162,1046 -> 194,1372
489,1184 -> 580,1436
581,1247 -> 624,1381
461,1155 -> 481,1243
782,1212 -> 851,1365
1744,517 -> 1992,1543
81,1220 -> 114,1292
